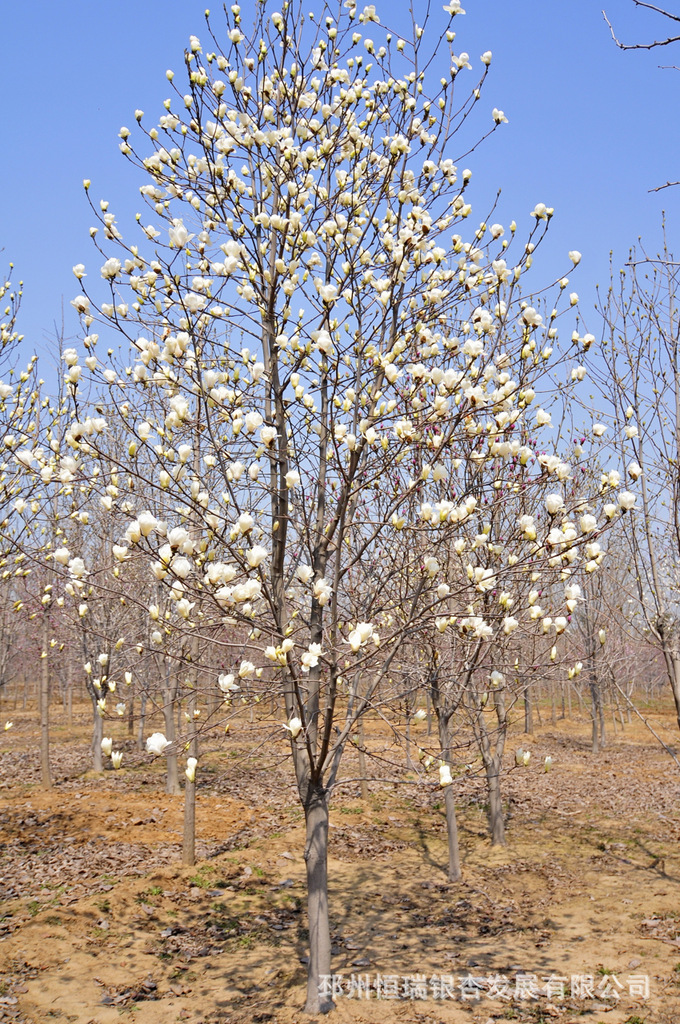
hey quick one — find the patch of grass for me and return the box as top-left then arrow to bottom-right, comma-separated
189,864 -> 215,888
95,899 -> 111,914
338,806 -> 363,815
135,885 -> 163,903
189,874 -> 212,889
44,915 -> 62,926
27,900 -> 41,918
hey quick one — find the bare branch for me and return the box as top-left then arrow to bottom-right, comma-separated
649,179 -> 680,192
603,4 -> 680,50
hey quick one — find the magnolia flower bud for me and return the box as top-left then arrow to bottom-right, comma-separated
185,756 -> 197,782
284,717 -> 303,739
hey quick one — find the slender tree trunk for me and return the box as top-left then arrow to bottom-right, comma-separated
524,683 -> 533,734
357,716 -> 368,802
137,692 -> 147,751
486,757 -> 506,846
162,687 -> 181,795
437,712 -> 461,881
182,684 -> 197,867
476,707 -> 506,846
404,708 -> 414,770
40,617 -> 52,791
590,681 -> 599,754
92,704 -> 103,772
303,784 -> 334,1014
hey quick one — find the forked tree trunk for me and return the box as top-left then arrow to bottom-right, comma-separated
303,784 -> 334,1014
476,709 -> 506,846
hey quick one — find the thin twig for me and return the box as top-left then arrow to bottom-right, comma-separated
603,5 -> 680,50
611,679 -> 680,770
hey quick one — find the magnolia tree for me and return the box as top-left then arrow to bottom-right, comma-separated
50,0 -> 642,1012
595,240 -> 680,729
0,268 -> 58,783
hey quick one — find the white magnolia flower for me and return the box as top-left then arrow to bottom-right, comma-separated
218,673 -> 240,693
439,764 -> 453,786
618,491 -> 636,511
545,494 -> 564,515
247,544 -> 269,568
101,737 -> 113,757
185,756 -> 198,782
301,643 -> 323,671
111,751 -> 123,769
413,708 -> 427,722
146,732 -> 171,756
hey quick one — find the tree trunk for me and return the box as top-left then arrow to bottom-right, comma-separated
40,617 -> 52,790
590,681 -> 599,754
182,685 -> 197,867
524,683 -> 533,734
303,785 -> 334,1014
92,703 -> 103,772
162,688 -> 181,794
357,716 -> 368,802
437,712 -> 461,881
486,757 -> 506,846
669,655 -> 680,732
137,692 -> 147,751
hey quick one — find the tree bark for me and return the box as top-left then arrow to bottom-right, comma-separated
303,784 -> 334,1014
485,757 -> 506,846
40,616 -> 52,790
162,684 -> 181,794
357,716 -> 368,802
92,705 -> 103,772
182,683 -> 198,867
437,711 -> 461,881
524,683 -> 533,734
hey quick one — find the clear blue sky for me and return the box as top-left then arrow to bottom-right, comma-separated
2,0 -> 679,364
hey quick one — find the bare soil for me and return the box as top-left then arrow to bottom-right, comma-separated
1,700 -> 680,1024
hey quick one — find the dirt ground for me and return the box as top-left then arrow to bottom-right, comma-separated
1,699 -> 680,1024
